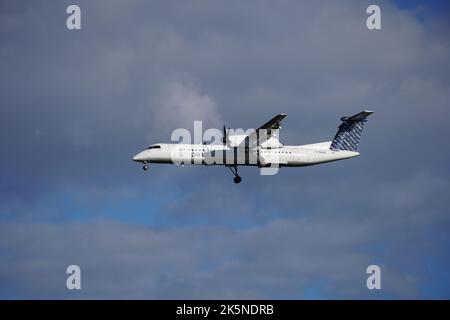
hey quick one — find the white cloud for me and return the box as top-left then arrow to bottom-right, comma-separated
153,81 -> 222,131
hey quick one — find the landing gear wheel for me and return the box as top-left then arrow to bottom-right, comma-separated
228,166 -> 241,184
143,165 -> 149,171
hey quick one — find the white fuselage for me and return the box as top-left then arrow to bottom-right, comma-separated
132,142 -> 359,167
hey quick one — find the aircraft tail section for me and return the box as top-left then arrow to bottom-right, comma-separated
330,110 -> 374,151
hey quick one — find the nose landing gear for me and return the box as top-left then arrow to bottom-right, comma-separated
143,164 -> 149,171
228,166 -> 241,184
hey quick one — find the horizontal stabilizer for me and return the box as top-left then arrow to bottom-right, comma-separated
342,110 -> 374,122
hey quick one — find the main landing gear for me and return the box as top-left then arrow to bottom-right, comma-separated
228,166 -> 241,184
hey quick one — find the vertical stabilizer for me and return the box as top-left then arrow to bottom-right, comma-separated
330,111 -> 374,151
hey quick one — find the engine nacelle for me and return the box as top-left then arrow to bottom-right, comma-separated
259,137 -> 283,149
227,134 -> 247,147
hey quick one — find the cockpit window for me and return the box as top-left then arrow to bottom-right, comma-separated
147,145 -> 161,150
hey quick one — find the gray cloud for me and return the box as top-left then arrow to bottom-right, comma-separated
0,218 -> 421,299
0,0 -> 450,298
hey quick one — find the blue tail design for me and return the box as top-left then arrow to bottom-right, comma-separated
330,110 -> 374,151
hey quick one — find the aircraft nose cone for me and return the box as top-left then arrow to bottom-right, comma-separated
132,152 -> 145,162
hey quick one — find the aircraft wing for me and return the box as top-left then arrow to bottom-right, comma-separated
242,113 -> 287,149
257,113 -> 287,131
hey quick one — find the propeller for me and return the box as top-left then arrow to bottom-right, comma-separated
222,125 -> 228,145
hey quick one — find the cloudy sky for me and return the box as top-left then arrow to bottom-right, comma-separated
0,0 -> 449,299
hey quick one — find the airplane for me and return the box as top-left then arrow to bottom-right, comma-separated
132,110 -> 374,183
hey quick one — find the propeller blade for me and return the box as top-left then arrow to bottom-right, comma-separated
222,125 -> 227,144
